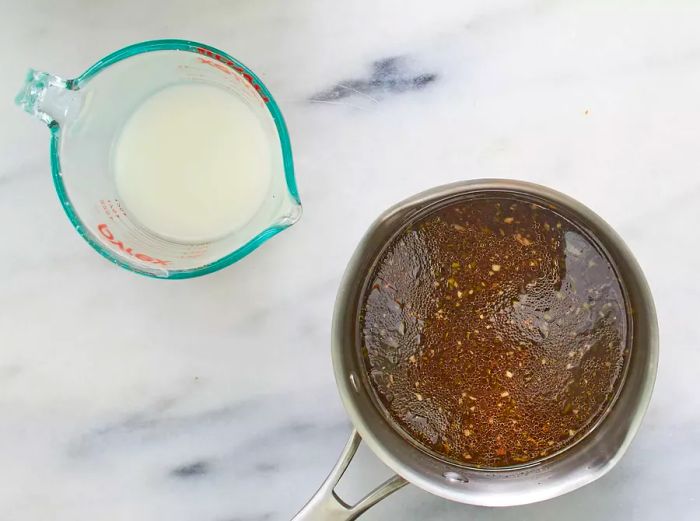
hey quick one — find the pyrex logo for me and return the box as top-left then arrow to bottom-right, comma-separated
195,47 -> 270,103
97,224 -> 170,266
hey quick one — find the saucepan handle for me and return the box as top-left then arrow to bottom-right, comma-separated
291,430 -> 408,521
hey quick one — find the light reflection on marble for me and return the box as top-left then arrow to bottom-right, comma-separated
0,1 -> 698,520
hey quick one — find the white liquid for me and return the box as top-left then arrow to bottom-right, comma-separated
114,84 -> 272,243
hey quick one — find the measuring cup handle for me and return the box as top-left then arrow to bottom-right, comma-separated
15,69 -> 82,127
291,430 -> 407,521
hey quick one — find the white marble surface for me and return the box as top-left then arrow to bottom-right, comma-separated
1,1 -> 699,520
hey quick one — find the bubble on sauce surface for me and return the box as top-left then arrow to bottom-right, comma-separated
360,197 -> 628,467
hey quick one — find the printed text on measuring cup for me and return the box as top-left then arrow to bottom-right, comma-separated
98,224 -> 170,265
195,47 -> 270,103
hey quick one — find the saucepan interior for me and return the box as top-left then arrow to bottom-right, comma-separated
332,179 -> 658,507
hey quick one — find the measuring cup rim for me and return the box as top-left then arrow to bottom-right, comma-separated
331,179 -> 658,506
49,39 -> 299,279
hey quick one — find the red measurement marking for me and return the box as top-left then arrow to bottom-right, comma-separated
195,47 -> 270,103
97,224 -> 170,266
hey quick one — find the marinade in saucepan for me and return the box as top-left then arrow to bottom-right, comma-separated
360,196 -> 628,467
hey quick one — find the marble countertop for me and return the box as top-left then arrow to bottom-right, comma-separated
1,1 -> 698,520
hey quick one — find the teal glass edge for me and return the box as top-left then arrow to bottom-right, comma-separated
50,39 -> 300,279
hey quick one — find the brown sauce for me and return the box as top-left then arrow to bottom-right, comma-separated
360,195 -> 628,467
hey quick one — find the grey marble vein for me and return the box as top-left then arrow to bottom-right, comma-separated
171,460 -> 210,478
310,56 -> 437,104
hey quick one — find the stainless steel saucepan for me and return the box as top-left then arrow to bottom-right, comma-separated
293,180 -> 658,520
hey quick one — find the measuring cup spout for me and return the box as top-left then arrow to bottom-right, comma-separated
15,69 -> 82,127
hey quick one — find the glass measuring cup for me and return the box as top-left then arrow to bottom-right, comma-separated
16,39 -> 301,279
